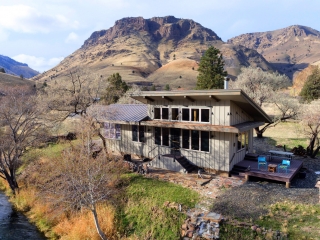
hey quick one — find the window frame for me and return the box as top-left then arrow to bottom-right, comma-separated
181,107 -> 211,123
132,125 -> 145,143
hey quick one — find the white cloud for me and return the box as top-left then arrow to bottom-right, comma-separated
65,32 -> 79,43
0,5 -> 79,33
12,54 -> 63,72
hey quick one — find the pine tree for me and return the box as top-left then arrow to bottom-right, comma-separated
196,46 -> 227,89
300,66 -> 320,103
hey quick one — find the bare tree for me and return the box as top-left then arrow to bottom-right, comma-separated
255,93 -> 300,137
300,101 -> 320,158
41,116 -> 124,240
39,68 -> 107,120
230,67 -> 290,107
230,67 -> 294,137
0,86 -> 47,194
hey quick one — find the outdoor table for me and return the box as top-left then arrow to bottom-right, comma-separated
268,164 -> 277,173
268,150 -> 294,160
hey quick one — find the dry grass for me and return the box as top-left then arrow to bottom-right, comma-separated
0,72 -> 34,88
53,204 -> 116,240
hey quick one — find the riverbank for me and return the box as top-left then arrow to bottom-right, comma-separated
0,190 -> 46,240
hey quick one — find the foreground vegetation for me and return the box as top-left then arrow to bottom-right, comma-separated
1,141 -> 200,239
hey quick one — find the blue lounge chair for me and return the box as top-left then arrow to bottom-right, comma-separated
258,156 -> 267,170
278,160 -> 290,173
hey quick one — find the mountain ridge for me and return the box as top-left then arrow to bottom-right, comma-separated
0,55 -> 39,79
33,16 -> 273,89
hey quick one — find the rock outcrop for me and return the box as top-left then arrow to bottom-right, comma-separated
33,16 -> 273,89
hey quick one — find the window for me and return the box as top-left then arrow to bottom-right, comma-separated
182,129 -> 190,149
191,109 -> 199,121
201,131 -> 209,152
201,109 -> 210,122
182,130 -> 209,152
182,108 -> 190,121
170,128 -> 180,149
132,125 -> 145,143
154,108 -> 161,119
182,108 -> 210,123
154,107 -> 169,120
172,108 -> 179,121
237,131 -> 249,151
155,127 -> 161,145
139,126 -> 145,142
191,130 -> 199,150
162,108 -> 169,120
102,123 -> 121,140
162,128 -> 169,146
132,125 -> 138,142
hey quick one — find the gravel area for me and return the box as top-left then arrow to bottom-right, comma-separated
211,137 -> 320,221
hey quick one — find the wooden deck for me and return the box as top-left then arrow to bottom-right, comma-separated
234,158 -> 303,188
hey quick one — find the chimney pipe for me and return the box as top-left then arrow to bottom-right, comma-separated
224,77 -> 230,90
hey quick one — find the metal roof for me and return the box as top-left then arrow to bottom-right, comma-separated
91,104 -> 148,123
130,89 -> 272,123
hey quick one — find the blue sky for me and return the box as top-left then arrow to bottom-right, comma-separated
0,0 -> 319,72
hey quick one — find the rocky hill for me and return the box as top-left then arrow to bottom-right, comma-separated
33,16 -> 273,89
228,25 -> 320,80
0,55 -> 39,79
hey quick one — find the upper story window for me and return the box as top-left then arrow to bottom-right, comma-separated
153,107 -> 210,123
154,107 -> 169,120
182,108 -> 211,123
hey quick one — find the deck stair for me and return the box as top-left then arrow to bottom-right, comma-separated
174,155 -> 198,173
230,153 -> 259,176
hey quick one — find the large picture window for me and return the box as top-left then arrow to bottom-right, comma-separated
102,123 -> 121,140
172,108 -> 179,121
155,127 -> 209,152
132,125 -> 145,143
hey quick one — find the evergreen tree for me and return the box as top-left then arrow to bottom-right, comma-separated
105,73 -> 129,104
196,46 -> 227,89
164,84 -> 170,91
300,66 -> 320,103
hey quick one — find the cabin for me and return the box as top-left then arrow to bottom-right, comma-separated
94,89 -> 272,175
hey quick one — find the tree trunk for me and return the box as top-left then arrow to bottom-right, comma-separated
254,127 -> 264,138
98,132 -> 107,152
91,207 -> 107,240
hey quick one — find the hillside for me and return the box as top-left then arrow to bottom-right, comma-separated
32,16 -> 273,89
228,25 -> 320,80
0,55 -> 39,79
0,72 -> 35,91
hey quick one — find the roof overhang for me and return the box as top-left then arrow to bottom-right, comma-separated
130,90 -> 272,123
140,120 -> 265,133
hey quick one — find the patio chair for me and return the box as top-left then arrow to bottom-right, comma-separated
258,156 -> 268,170
278,160 -> 290,173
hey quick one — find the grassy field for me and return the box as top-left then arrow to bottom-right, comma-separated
261,121 -> 310,151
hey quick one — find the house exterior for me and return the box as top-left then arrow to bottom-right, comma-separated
96,90 -> 271,174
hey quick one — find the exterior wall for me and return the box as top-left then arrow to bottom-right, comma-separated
105,124 -> 231,172
230,101 -> 254,125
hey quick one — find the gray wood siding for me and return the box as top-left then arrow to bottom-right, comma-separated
230,101 -> 254,125
106,125 -> 231,172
